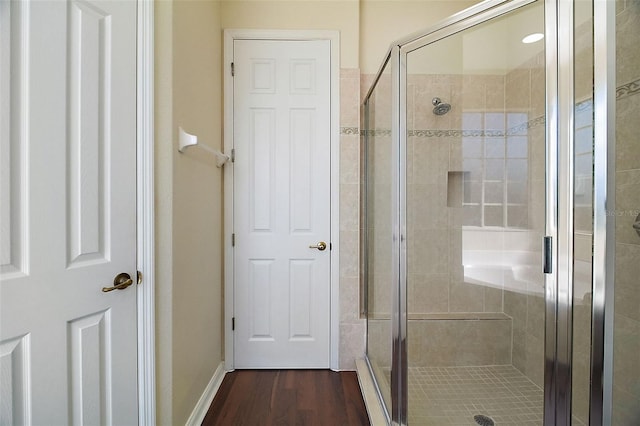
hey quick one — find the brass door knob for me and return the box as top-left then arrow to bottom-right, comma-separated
309,241 -> 327,251
102,272 -> 134,292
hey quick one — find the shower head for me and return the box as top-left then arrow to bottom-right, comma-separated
432,97 -> 451,116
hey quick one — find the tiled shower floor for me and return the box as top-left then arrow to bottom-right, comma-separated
407,365 -> 544,425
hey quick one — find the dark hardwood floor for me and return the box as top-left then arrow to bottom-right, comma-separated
201,370 -> 370,426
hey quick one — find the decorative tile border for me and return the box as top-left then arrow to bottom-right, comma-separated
359,129 -> 391,137
359,115 -> 546,139
349,78 -> 638,139
506,115 -> 546,136
340,126 -> 360,135
409,129 -> 508,138
617,78 -> 640,101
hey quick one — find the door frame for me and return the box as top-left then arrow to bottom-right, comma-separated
136,0 -> 155,423
223,29 -> 341,371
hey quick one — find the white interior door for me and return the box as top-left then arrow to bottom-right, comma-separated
0,1 -> 138,424
233,39 -> 332,368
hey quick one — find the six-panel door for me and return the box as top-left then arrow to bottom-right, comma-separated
232,39 -> 332,368
0,1 -> 138,424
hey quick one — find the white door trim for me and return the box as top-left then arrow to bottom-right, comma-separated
136,1 -> 155,424
223,29 -> 340,371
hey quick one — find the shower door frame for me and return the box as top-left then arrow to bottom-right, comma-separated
362,0 -> 618,424
590,0 -> 616,424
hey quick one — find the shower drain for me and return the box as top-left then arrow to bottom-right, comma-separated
474,414 -> 495,426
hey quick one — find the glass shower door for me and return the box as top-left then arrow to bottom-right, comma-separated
364,59 -> 394,420
402,2 -> 546,424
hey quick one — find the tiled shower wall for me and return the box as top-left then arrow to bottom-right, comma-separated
407,67 -> 546,369
612,1 -> 640,424
362,72 -> 535,317
361,66 -> 547,369
404,72 -> 539,316
339,68 -> 365,370
500,51 -> 546,389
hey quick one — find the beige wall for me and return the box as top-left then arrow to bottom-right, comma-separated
221,0 -> 360,68
155,0 -> 224,424
154,1 -> 173,422
359,0 -> 480,74
221,0 -> 481,73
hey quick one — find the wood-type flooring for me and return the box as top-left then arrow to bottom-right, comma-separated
201,369 -> 370,426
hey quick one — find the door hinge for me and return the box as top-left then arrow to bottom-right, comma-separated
232,317 -> 235,331
231,62 -> 235,76
232,233 -> 236,247
231,148 -> 235,163
543,236 -> 552,274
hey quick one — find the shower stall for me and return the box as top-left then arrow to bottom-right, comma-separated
361,0 -> 640,424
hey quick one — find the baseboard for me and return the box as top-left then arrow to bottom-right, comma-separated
185,362 -> 227,426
